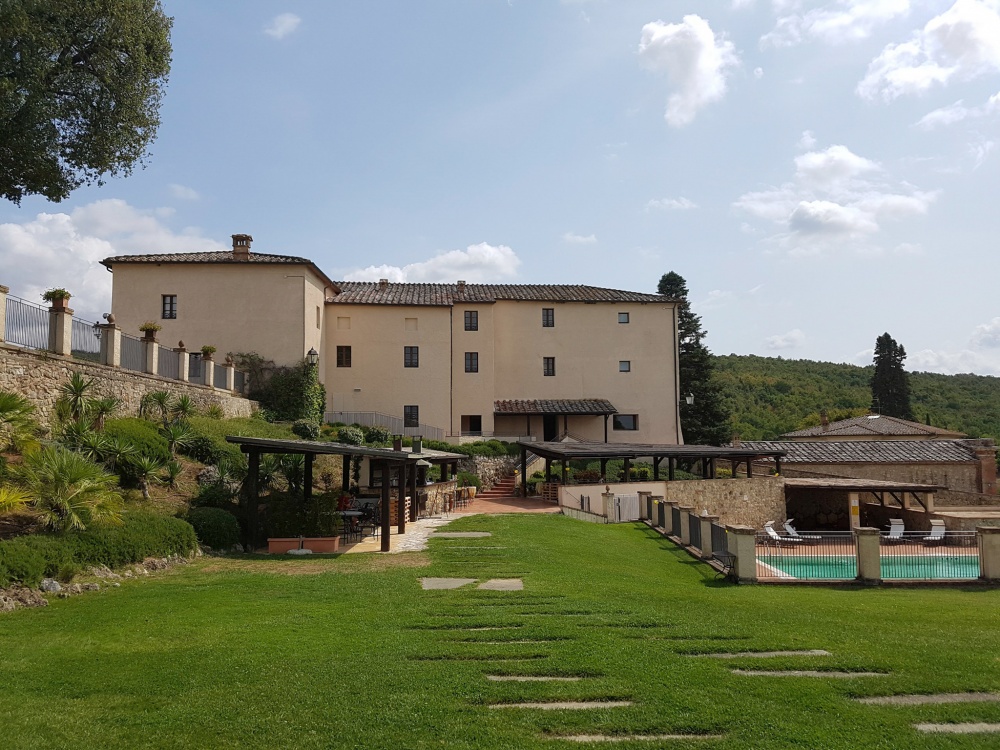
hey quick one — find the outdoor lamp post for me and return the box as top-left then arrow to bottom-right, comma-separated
306,347 -> 319,366
683,393 -> 694,406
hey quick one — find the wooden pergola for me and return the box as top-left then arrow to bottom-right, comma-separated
226,436 -> 464,552
517,441 -> 788,494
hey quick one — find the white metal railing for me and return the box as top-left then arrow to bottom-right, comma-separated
324,411 -> 445,441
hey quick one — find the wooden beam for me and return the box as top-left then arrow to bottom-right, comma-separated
380,461 -> 391,552
304,453 -> 314,503
653,456 -> 662,480
409,461 -> 418,522
243,450 -> 260,552
397,464 -> 406,535
520,446 -> 527,497
341,452 -> 351,492
668,457 -> 675,481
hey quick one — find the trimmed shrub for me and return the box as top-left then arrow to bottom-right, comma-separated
362,425 -> 392,445
71,511 -> 197,569
337,425 -> 364,446
292,419 -> 320,440
0,537 -> 48,587
103,419 -> 171,464
574,469 -> 602,484
190,482 -> 237,509
456,471 -> 481,490
186,507 -> 240,550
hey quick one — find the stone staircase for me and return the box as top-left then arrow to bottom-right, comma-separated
476,474 -> 518,500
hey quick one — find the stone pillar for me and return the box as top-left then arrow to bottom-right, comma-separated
679,505 -> 694,546
979,526 -> 1000,582
0,285 -> 8,342
665,500 -> 680,537
924,492 -> 935,514
177,345 -> 189,383
638,490 -> 651,520
600,491 -> 614,520
99,323 -> 121,367
700,514 -> 719,559
202,356 -> 214,389
655,497 -> 666,529
855,527 -> 882,584
143,336 -> 159,375
225,363 -> 236,391
727,525 -> 758,583
48,305 -> 73,355
848,492 -> 860,530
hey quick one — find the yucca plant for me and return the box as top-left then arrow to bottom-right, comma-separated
74,430 -> 110,463
161,422 -> 195,456
204,403 -> 224,420
170,395 -> 196,422
162,460 -> 183,489
18,447 -> 122,532
129,455 -> 165,500
89,397 -> 120,431
58,372 -> 94,424
0,391 -> 37,452
0,484 -> 32,515
100,435 -> 137,475
60,419 -> 95,449
280,454 -> 305,494
140,390 -> 171,427
257,454 -> 281,493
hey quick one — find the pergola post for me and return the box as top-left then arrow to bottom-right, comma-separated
409,461 -> 418,521
604,415 -> 609,443
653,457 -> 662,480
397,464 -> 407,535
243,450 -> 260,552
545,459 -> 552,482
380,461 -> 391,552
668,458 -> 675,481
520,446 -> 527,496
561,460 -> 569,484
600,458 -> 607,481
623,457 -> 631,482
341,454 -> 351,492
304,453 -> 314,503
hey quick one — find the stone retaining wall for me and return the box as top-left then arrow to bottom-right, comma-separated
458,455 -> 518,491
1,344 -> 255,428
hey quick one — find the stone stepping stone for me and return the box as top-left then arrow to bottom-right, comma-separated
914,723 -> 1000,734
490,700 -> 632,710
432,532 -> 493,538
464,626 -> 524,631
420,578 -> 476,590
691,649 -> 831,659
732,670 -> 886,678
858,693 -> 1000,706
554,734 -> 724,743
478,579 -> 523,591
487,675 -> 583,682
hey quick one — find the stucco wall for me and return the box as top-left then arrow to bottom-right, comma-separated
0,344 -> 255,427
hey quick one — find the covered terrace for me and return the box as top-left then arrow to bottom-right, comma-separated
226,436 -> 465,552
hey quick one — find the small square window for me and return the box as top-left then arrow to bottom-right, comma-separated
404,346 -> 419,368
618,312 -> 630,324
464,310 -> 478,331
465,352 -> 478,373
543,357 -> 555,376
542,308 -> 555,327
613,414 -> 638,431
404,405 -> 419,428
161,294 -> 177,320
337,346 -> 352,368
619,360 -> 631,372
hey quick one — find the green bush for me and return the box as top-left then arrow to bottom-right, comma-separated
70,511 -> 197,569
363,425 -> 392,445
183,435 -> 228,465
183,416 -> 295,466
186,507 -> 240,550
190,482 -> 237,509
0,536 -> 48,587
421,438 -> 519,457
292,419 -> 320,440
456,471 -> 481,490
103,419 -> 171,464
337,425 -> 364,445
574,468 -> 602,484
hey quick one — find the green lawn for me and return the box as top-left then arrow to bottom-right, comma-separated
1,515 -> 999,748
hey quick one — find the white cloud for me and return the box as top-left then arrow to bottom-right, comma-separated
638,15 -> 739,127
972,317 -> 1000,347
0,200 -> 226,323
562,232 -> 597,244
797,130 -> 817,149
766,328 -> 806,350
909,347 -> 1000,375
754,66 -> 764,78
857,0 -> 1000,102
264,13 -> 302,40
645,196 -> 698,211
969,137 -> 996,167
168,183 -> 200,200
734,143 -> 938,254
762,0 -> 910,47
701,289 -> 734,309
342,242 -> 521,283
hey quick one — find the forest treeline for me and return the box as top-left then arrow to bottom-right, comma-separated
714,354 -> 1000,441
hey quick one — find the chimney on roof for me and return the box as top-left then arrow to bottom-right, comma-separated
732,433 -> 741,448
378,278 -> 389,290
456,280 -> 466,293
232,234 -> 252,261
820,410 -> 829,432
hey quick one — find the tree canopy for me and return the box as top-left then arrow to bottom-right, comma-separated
658,272 -> 730,446
870,332 -> 914,420
0,0 -> 172,204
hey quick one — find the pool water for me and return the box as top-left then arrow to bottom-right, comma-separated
761,555 -> 979,580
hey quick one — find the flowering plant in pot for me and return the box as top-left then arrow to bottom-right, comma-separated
41,288 -> 71,308
139,321 -> 162,339
200,345 -> 217,360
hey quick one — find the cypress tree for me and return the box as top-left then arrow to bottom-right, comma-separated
870,332 -> 914,420
657,272 -> 730,445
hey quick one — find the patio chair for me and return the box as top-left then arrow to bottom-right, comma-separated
783,519 -> 821,542
922,519 -> 946,546
764,521 -> 800,546
884,518 -> 905,543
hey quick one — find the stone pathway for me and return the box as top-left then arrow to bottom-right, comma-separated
691,649 -> 831,659
857,693 -> 1000,706
490,701 -> 632,710
487,675 -> 583,682
914,723 -> 1000,734
556,734 -> 724,743
478,579 -> 523,591
420,578 -> 477,590
732,670 -> 886,678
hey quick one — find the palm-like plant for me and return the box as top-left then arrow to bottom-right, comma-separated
0,391 -> 37,452
129,455 -> 165,500
0,485 -> 32,515
257,454 -> 281,493
280,454 -> 305,494
170,395 -> 196,422
60,419 -> 95,449
58,372 -> 94,424
18,447 -> 123,532
161,422 -> 194,456
74,430 -> 110,463
100,435 -> 137,475
89,397 -> 120,431
162,460 -> 183,489
140,391 -> 171,427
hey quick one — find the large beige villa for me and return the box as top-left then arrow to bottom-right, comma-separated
102,235 -> 682,444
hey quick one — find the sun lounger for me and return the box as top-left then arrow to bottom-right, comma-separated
783,519 -> 821,542
922,519 -> 946,545
764,521 -> 801,545
884,518 -> 905,543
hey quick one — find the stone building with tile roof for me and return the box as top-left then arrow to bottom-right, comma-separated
102,235 -> 682,444
780,413 -> 966,441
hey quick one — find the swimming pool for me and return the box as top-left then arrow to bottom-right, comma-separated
760,554 -> 980,580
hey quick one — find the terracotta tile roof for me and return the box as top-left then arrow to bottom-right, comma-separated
332,282 -> 669,306
494,399 -> 618,415
782,414 -> 966,439
740,439 -> 981,464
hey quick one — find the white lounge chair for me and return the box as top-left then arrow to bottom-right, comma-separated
764,521 -> 801,545
885,518 -> 905,543
922,519 -> 946,545
783,519 -> 821,542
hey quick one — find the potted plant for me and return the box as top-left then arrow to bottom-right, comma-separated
139,321 -> 162,340
41,288 -> 71,310
200,345 -> 217,360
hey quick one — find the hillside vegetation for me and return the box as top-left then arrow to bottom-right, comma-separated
715,354 -> 1000,441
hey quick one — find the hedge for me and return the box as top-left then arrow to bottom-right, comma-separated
103,419 -> 171,464
0,512 -> 198,588
186,507 -> 241,550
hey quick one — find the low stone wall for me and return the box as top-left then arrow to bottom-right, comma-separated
458,455 -> 518,491
663,477 -> 785,528
0,344 -> 255,427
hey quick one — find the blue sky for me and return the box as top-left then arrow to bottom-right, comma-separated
2,1 -> 999,374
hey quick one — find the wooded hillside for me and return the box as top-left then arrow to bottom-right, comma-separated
714,354 -> 1000,441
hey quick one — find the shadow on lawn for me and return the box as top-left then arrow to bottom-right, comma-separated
633,524 -> 734,588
